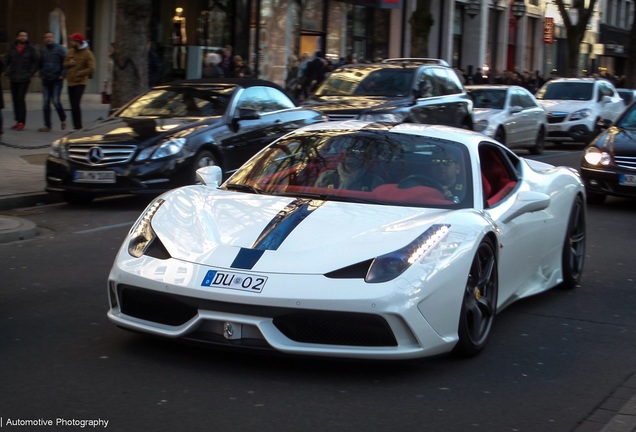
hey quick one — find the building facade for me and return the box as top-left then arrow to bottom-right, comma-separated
0,0 -> 615,96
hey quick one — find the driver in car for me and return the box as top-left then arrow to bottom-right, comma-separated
431,147 -> 465,203
314,145 -> 384,191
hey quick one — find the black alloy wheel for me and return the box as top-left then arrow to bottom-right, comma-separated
561,195 -> 586,288
455,237 -> 498,357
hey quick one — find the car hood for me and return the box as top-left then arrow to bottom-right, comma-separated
599,127 -> 636,155
473,108 -> 503,122
303,95 -> 408,114
537,99 -> 591,112
64,116 -> 219,144
149,186 -> 453,274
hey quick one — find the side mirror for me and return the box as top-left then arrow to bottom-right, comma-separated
195,165 -> 223,188
230,108 -> 261,132
509,106 -> 523,115
500,190 -> 550,224
597,118 -> 612,130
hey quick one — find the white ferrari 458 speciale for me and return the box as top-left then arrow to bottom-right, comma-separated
107,121 -> 586,360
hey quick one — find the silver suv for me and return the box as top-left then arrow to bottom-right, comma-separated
535,77 -> 624,144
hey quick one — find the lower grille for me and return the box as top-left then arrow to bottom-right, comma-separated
274,312 -> 397,346
117,285 -> 397,347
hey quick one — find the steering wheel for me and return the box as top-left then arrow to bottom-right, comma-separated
398,175 -> 445,193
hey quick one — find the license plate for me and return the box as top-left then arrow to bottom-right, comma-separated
73,170 -> 116,183
547,124 -> 562,132
201,270 -> 267,293
619,173 -> 636,186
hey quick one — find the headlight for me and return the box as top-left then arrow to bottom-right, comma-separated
365,224 -> 450,283
49,138 -> 68,159
128,198 -> 165,258
136,138 -> 186,161
570,108 -> 592,121
359,112 -> 407,123
583,147 -> 612,166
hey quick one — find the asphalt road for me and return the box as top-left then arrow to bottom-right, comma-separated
1,148 -> 635,432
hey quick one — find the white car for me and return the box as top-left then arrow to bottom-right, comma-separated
467,85 -> 547,154
107,121 -> 586,360
536,77 -> 624,144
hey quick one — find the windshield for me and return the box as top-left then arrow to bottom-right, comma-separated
617,104 -> 636,129
118,86 -> 234,117
469,89 -> 506,109
225,130 -> 473,209
315,68 -> 414,97
535,82 -> 594,101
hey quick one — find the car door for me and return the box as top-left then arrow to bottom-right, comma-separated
511,88 -> 543,146
431,67 -> 471,128
480,144 -> 550,301
218,86 -> 290,171
598,81 -> 624,122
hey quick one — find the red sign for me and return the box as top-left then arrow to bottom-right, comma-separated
544,17 -> 555,44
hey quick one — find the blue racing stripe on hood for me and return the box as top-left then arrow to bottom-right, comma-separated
230,198 -> 324,270
253,198 -> 325,250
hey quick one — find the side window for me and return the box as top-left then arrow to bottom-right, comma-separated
263,87 -> 295,111
418,69 -> 437,98
436,68 -> 463,95
235,86 -> 294,114
479,143 -> 519,206
509,90 -> 522,108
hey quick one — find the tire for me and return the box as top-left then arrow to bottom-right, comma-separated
454,237 -> 498,357
494,127 -> 505,145
189,150 -> 218,184
528,127 -> 545,155
561,195 -> 586,289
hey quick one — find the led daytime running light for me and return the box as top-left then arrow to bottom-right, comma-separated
128,198 -> 165,257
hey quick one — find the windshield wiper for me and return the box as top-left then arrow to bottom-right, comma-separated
223,183 -> 262,194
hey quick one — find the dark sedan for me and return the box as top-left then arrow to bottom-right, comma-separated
46,79 -> 326,204
581,101 -> 636,204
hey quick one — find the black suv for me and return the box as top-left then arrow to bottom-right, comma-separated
302,58 -> 473,129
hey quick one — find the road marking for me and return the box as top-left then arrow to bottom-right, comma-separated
73,222 -> 134,234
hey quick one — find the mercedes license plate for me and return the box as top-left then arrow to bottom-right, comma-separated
73,170 -> 116,183
619,173 -> 636,187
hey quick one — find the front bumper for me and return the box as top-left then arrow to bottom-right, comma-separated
580,166 -> 636,199
546,122 -> 594,143
107,254 -> 462,360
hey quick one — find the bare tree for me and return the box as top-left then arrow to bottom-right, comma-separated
112,0 -> 152,109
553,0 -> 597,77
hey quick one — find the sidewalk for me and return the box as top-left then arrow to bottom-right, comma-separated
0,92 -> 107,211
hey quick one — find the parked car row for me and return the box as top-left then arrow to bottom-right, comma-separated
45,63 -> 635,209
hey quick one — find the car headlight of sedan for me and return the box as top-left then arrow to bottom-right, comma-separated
569,108 -> 592,121
136,137 -> 186,162
49,138 -> 68,159
366,224 -> 451,283
583,147 -> 612,166
359,112 -> 408,123
128,198 -> 165,258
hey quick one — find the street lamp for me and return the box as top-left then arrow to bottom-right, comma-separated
511,0 -> 526,18
465,0 -> 481,18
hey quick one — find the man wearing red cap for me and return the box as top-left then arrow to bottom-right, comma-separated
64,32 -> 96,130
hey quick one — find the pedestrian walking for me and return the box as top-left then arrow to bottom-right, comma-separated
4,30 -> 39,131
39,31 -> 67,132
64,32 -> 96,130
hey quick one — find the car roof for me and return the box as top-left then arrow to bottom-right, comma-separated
546,77 -> 612,85
156,78 -> 286,92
